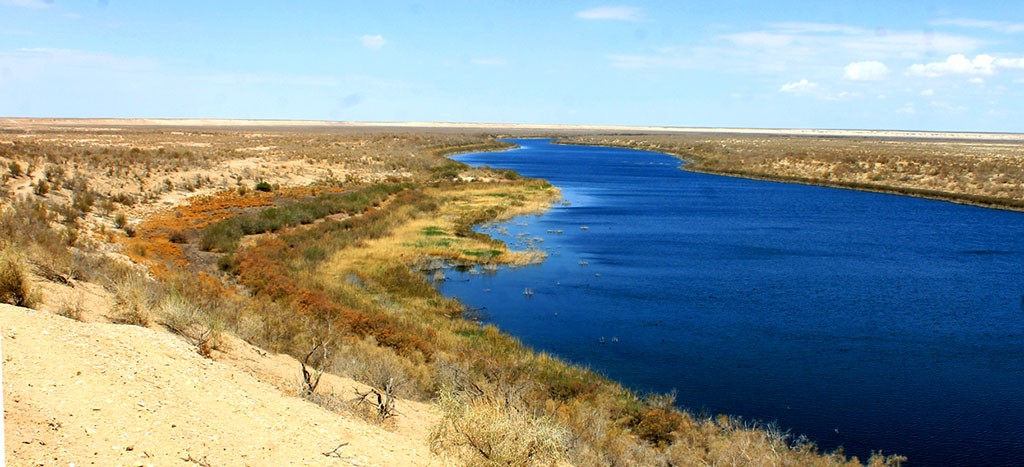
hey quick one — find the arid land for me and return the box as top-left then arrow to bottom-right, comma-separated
5,118 -> 1014,466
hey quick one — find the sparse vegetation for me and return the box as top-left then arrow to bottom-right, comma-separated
0,123 -> 916,466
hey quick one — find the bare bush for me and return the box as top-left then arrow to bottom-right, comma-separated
301,337 -> 331,396
158,292 -> 223,357
332,335 -> 432,400
351,378 -> 398,422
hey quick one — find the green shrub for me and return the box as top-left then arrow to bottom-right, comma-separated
7,161 -> 22,178
255,181 -> 273,192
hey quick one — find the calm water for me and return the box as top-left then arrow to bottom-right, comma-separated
441,139 -> 1024,466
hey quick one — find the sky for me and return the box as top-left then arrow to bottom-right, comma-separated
2,1 -> 1024,132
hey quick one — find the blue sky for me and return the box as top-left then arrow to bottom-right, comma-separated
2,1 -> 1024,131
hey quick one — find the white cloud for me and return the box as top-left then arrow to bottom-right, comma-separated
471,58 -> 507,66
843,61 -> 888,80
359,34 -> 387,50
920,89 -> 934,96
896,103 -> 915,114
609,22 -> 989,75
576,6 -> 644,21
930,18 -> 1024,34
905,54 -> 1024,77
0,0 -> 53,8
720,25 -> 985,58
996,57 -> 1024,69
779,79 -> 819,93
969,77 -> 985,84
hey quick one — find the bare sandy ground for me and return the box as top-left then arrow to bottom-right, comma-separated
3,118 -> 1022,142
1,301 -> 441,467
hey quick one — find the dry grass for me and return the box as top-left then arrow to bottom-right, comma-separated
109,273 -> 155,326
57,293 -> 85,320
0,245 -> 39,308
431,385 -> 570,466
0,123 -> 911,466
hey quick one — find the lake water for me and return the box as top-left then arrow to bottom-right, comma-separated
441,139 -> 1024,466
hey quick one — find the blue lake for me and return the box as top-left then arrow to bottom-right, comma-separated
441,139 -> 1024,466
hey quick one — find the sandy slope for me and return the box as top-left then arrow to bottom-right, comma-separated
1,304 -> 441,466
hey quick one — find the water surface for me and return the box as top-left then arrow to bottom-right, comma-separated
442,139 -> 1024,466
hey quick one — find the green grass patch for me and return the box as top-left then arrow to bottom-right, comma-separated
455,328 -> 486,340
403,239 -> 453,248
462,249 -> 502,258
421,226 -> 448,236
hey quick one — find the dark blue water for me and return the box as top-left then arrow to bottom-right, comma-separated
440,139 -> 1024,466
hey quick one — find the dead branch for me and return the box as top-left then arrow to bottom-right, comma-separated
322,442 -> 349,458
28,259 -> 74,287
352,377 -> 397,420
182,452 -> 212,467
301,336 -> 331,396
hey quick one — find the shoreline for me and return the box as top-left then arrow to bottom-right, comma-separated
553,140 -> 1024,214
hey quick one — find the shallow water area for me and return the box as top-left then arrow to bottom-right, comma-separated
441,139 -> 1024,466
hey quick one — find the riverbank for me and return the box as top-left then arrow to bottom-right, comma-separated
556,136 -> 1024,213
446,138 -> 1024,466
1,123 -> 905,466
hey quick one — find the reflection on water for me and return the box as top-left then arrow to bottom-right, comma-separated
440,139 -> 1024,466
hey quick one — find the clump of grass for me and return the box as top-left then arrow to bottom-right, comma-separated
157,291 -> 224,357
0,246 -> 40,308
430,384 -> 570,467
110,274 -> 155,326
114,212 -> 128,230
57,293 -> 85,320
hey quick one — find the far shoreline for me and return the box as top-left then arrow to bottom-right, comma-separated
552,140 -> 1024,214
